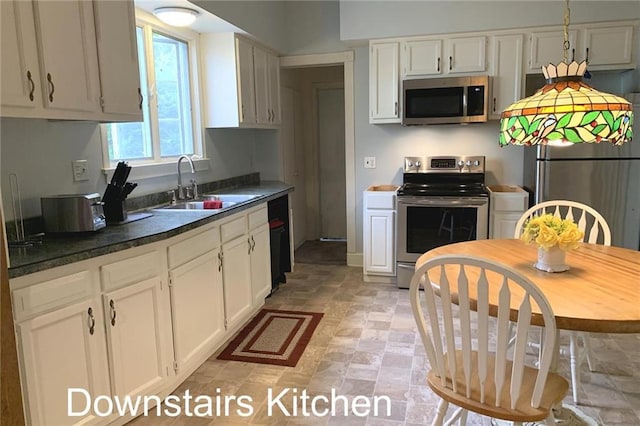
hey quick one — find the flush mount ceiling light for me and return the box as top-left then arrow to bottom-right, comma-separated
153,7 -> 200,27
499,0 -> 633,147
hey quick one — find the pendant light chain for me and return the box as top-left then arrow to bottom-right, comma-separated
563,0 -> 571,62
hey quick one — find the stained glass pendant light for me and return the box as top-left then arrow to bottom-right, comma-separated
499,0 -> 633,147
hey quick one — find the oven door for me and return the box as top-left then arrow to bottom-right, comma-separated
396,196 -> 488,263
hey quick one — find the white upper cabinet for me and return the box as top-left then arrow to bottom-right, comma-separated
446,36 -> 487,73
0,1 -> 42,112
1,0 -> 101,118
581,25 -> 633,67
403,39 -> 442,76
1,0 -> 142,121
33,0 -> 101,114
201,33 -> 280,129
369,41 -> 400,123
93,0 -> 142,120
528,30 -> 578,72
490,34 -> 523,119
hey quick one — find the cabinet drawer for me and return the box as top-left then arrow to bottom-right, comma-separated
248,207 -> 267,230
12,271 -> 94,321
220,215 -> 247,243
168,227 -> 220,269
100,251 -> 162,291
365,192 -> 396,209
492,195 -> 528,212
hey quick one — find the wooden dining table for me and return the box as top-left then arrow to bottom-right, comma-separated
416,239 -> 640,334
416,239 -> 640,425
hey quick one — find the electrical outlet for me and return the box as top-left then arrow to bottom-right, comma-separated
364,157 -> 376,169
72,160 -> 89,182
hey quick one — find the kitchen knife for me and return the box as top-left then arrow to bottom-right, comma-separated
121,182 -> 137,199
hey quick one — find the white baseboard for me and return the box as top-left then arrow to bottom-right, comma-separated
363,274 -> 397,284
347,252 -> 363,267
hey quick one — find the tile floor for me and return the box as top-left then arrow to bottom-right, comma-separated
129,263 -> 640,425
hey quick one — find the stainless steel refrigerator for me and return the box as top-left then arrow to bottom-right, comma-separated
522,93 -> 640,250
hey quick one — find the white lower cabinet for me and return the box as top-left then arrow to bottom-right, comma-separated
363,186 -> 397,281
250,222 -> 271,306
169,249 -> 225,373
17,296 -> 110,426
488,185 -> 529,239
12,202 -> 274,424
221,234 -> 253,332
103,277 -> 171,400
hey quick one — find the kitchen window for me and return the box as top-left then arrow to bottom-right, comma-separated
102,14 -> 203,175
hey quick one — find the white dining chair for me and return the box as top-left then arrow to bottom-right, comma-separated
410,254 -> 568,425
514,199 -> 611,405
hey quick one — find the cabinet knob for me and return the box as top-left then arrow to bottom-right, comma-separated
437,57 -> 440,73
27,70 -> 35,102
585,47 -> 590,63
46,73 -> 55,103
394,101 -> 398,116
493,97 -> 496,113
449,56 -> 453,71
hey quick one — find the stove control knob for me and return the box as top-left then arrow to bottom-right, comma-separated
407,161 -> 413,168
473,160 -> 481,167
457,160 -> 465,168
415,161 -> 421,168
466,160 -> 472,166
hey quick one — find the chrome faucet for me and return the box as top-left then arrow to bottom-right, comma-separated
176,155 -> 198,200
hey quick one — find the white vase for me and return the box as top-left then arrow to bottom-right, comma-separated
534,245 -> 570,273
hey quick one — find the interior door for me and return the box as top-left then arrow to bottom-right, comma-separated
317,87 -> 346,239
281,86 -> 306,248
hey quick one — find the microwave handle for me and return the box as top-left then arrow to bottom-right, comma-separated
462,88 -> 468,117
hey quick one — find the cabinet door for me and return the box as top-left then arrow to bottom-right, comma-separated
583,26 -> 633,67
93,0 -> 143,119
447,37 -> 486,73
364,209 -> 395,275
529,30 -> 577,72
104,277 -> 170,400
0,0 -> 42,113
221,235 -> 253,331
250,223 -> 272,307
267,52 -> 281,125
33,0 -> 101,113
490,34 -> 523,119
17,297 -> 110,426
369,42 -> 400,123
169,250 -> 225,373
403,39 -> 442,76
253,45 -> 270,125
235,37 -> 256,125
491,212 -> 524,239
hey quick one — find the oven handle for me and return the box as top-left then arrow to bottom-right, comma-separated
397,197 -> 488,207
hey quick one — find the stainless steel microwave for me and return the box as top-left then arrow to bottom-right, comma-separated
402,76 -> 490,125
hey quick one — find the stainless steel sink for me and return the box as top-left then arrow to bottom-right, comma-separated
202,194 -> 259,203
155,200 -> 236,211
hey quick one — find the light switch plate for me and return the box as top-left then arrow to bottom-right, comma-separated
364,157 -> 376,168
72,160 -> 89,181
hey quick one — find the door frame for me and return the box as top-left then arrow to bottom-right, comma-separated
280,51 -> 356,265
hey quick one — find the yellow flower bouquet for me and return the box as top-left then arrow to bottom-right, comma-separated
520,214 -> 584,251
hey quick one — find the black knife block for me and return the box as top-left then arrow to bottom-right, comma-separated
103,183 -> 128,223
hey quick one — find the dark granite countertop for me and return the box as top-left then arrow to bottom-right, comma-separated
8,182 -> 293,279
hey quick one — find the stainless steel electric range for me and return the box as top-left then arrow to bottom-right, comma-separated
396,155 -> 489,288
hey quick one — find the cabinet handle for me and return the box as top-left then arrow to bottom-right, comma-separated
46,73 -> 55,102
585,47 -> 589,63
493,97 -> 496,113
241,105 -> 245,120
217,252 -> 222,271
571,48 -> 575,62
449,56 -> 453,71
437,57 -> 440,72
109,299 -> 116,326
251,235 -> 256,251
138,88 -> 143,110
88,307 -> 95,335
27,70 -> 35,101
394,101 -> 398,116
248,237 -> 252,254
